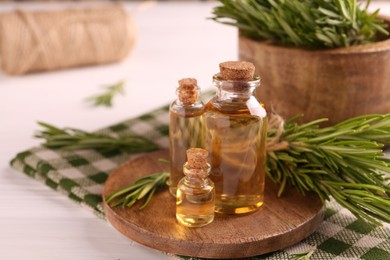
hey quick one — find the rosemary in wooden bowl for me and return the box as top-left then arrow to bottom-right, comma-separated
211,0 -> 388,48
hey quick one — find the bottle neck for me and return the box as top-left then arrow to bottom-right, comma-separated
182,175 -> 213,191
213,73 -> 260,101
175,98 -> 203,107
183,176 -> 207,187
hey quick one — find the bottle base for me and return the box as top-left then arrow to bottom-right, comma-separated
176,214 -> 214,227
215,195 -> 264,214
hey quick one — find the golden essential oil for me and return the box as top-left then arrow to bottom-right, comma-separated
205,103 -> 267,214
176,148 -> 215,227
204,61 -> 267,215
169,78 -> 205,196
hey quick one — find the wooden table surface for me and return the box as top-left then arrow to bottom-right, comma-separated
1,1 -> 389,260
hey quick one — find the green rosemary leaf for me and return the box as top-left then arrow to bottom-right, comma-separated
355,201 -> 390,222
125,198 -> 137,208
138,183 -> 155,199
336,0 -> 351,20
318,7 -> 341,18
306,129 -> 356,142
326,182 -> 387,193
105,182 -> 146,203
105,172 -> 169,210
298,169 -> 328,175
278,174 -> 287,197
158,158 -> 170,164
343,190 -> 390,205
37,121 -> 68,135
291,249 -> 315,260
86,80 -> 125,108
110,197 -> 125,208
140,187 -> 156,210
273,10 -> 302,45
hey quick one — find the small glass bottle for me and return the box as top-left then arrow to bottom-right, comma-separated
204,61 -> 267,215
169,78 -> 205,196
176,148 -> 215,227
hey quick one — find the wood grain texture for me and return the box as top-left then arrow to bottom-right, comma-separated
103,151 -> 324,259
239,17 -> 390,126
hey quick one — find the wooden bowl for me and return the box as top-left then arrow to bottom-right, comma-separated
239,17 -> 390,125
103,151 -> 324,259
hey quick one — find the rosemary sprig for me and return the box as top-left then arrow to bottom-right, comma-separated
105,172 -> 169,209
35,115 -> 390,225
86,80 -> 125,107
267,114 -> 390,225
35,122 -> 159,153
212,0 -> 389,48
291,250 -> 315,260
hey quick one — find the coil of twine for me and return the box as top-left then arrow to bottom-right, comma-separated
266,114 -> 289,152
0,5 -> 135,75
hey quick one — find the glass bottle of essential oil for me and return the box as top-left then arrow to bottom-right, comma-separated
169,78 -> 205,196
204,61 -> 267,215
176,148 -> 215,227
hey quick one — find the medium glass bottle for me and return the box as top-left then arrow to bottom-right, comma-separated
204,61 -> 267,215
169,78 -> 205,196
176,148 -> 215,227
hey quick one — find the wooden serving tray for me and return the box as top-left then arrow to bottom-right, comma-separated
103,151 -> 324,259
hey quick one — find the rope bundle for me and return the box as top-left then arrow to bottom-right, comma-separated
0,5 -> 135,75
266,114 -> 289,152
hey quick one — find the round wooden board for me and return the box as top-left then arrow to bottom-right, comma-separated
103,151 -> 324,259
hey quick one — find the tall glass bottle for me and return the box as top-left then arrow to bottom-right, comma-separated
204,61 -> 267,214
176,148 -> 215,227
169,78 -> 205,196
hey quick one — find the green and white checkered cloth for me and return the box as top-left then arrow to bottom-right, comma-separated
10,103 -> 390,260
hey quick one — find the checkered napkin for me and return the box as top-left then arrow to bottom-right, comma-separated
10,105 -> 171,219
10,103 -> 390,259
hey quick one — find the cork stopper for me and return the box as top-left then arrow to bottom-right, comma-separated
219,61 -> 255,81
185,148 -> 210,178
177,78 -> 198,104
187,148 -> 208,168
179,78 -> 197,89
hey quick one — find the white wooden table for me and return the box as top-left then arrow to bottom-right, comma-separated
1,1 -> 389,259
